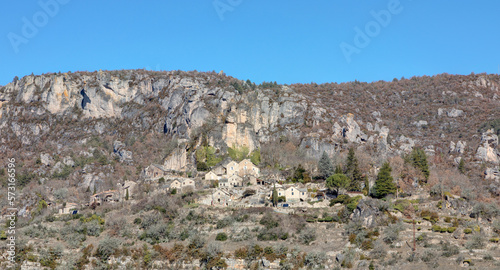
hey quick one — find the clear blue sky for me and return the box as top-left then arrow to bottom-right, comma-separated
1,0 -> 499,86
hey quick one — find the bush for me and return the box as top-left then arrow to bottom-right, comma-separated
383,222 -> 404,244
465,233 -> 485,250
299,228 -> 316,245
304,252 -> 326,267
215,232 -> 228,241
464,228 -> 472,234
216,217 -> 234,229
260,213 -> 279,229
96,238 -> 121,261
441,241 -> 460,257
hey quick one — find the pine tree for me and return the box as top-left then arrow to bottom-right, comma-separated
318,151 -> 333,179
125,189 -> 129,201
373,162 -> 397,198
326,173 -> 351,195
409,148 -> 430,181
334,165 -> 343,174
345,148 -> 363,191
458,158 -> 465,174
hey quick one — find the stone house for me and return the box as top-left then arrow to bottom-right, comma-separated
90,190 -> 120,206
285,187 -> 308,202
228,174 -> 243,187
212,189 -> 231,206
205,171 -> 219,181
165,179 -> 182,191
117,180 -> 137,200
218,179 -> 230,188
144,164 -> 168,179
238,159 -> 259,177
58,202 -> 78,215
181,178 -> 196,190
226,161 -> 239,176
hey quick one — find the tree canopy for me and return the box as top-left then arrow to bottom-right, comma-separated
326,173 -> 351,195
318,151 -> 333,179
372,162 -> 397,198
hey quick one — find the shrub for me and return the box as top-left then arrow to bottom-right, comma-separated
260,213 -> 279,229
299,228 -> 317,245
304,252 -> 326,267
234,247 -> 248,259
134,217 -> 142,225
441,241 -> 459,257
216,217 -> 234,229
383,222 -> 404,244
215,232 -> 228,241
464,228 -> 472,234
96,238 -> 121,261
465,233 -> 485,250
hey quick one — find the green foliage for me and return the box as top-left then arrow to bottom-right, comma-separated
292,164 -> 310,183
458,158 -> 466,174
196,146 -> 222,170
372,162 -> 397,198
171,188 -> 177,195
330,194 -> 351,206
345,148 -> 363,191
80,214 -> 105,225
259,213 -> 279,229
125,189 -> 129,200
326,173 -> 351,194
346,196 -> 362,212
215,232 -> 228,241
479,118 -> 500,136
318,151 -> 334,179
407,148 -> 430,181
228,145 -> 250,162
52,165 -> 74,179
272,185 -> 278,207
250,149 -> 261,165
464,228 -> 472,234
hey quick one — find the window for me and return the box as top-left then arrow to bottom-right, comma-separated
302,192 -> 304,195
230,167 -> 233,170
292,192 -> 294,195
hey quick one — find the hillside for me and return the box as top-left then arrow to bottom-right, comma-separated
0,70 -> 499,269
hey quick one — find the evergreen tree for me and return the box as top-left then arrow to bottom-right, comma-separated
125,189 -> 129,201
458,158 -> 465,174
318,151 -> 334,179
373,162 -> 397,198
344,148 -> 363,191
334,165 -> 343,175
292,164 -> 306,182
272,184 -> 278,207
409,148 -> 430,181
326,173 -> 351,195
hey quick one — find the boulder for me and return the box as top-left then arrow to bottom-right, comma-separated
351,199 -> 382,228
485,167 -> 500,180
40,153 -> 53,166
113,140 -> 133,162
447,108 -> 464,117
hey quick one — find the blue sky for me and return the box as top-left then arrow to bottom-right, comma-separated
1,0 -> 499,86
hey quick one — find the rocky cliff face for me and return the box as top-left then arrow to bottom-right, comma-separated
1,70 -> 499,173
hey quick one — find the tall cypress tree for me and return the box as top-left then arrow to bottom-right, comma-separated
318,151 -> 333,179
373,162 -> 397,198
345,148 -> 362,191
